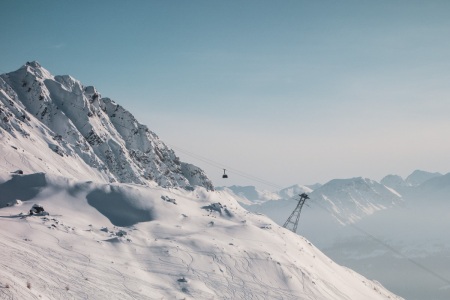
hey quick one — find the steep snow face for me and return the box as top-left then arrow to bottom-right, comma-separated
0,62 -> 213,190
310,177 -> 402,224
0,172 -> 402,300
180,163 -> 214,191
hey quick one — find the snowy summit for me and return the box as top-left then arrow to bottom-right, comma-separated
0,61 -> 212,190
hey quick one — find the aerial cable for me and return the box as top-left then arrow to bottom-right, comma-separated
65,116 -> 277,189
168,144 -> 285,190
168,144 -> 225,170
349,222 -> 450,286
309,199 -> 450,287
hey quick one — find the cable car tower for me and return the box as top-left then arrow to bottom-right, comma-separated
283,193 -> 309,233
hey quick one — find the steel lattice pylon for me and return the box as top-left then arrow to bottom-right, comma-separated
283,193 -> 310,233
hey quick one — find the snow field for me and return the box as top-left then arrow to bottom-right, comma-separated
0,173 -> 401,299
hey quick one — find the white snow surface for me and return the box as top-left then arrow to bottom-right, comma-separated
0,172 -> 402,300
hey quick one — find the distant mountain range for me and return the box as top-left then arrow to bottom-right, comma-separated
221,170 -> 447,224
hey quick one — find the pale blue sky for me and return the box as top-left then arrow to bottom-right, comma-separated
2,1 -> 450,189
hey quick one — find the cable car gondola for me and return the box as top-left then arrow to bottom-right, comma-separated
222,169 -> 228,179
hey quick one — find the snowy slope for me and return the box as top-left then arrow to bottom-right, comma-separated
0,172 -> 402,300
0,62 -> 213,190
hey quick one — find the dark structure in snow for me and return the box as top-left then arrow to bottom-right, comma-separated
29,203 -> 45,215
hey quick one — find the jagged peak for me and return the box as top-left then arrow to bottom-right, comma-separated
380,174 -> 408,189
54,74 -> 84,94
0,62 -> 214,190
24,61 -> 41,68
84,85 -> 100,98
20,61 -> 53,80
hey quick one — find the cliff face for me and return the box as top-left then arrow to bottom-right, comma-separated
0,61 -> 213,190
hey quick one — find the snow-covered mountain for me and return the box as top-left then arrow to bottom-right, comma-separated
0,62 -> 213,190
0,172 -> 402,300
380,174 -> 409,189
310,177 -> 402,224
0,63 -> 404,299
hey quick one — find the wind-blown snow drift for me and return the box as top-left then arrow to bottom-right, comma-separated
0,173 -> 402,299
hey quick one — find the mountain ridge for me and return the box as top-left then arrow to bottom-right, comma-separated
0,62 -> 213,190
